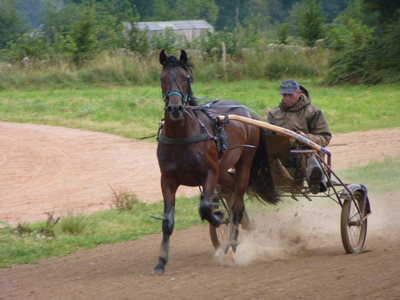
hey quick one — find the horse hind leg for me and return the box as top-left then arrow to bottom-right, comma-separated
241,209 -> 256,231
226,153 -> 255,255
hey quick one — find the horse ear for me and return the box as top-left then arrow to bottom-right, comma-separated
159,49 -> 167,66
179,49 -> 188,65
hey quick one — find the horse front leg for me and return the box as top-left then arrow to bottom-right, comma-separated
199,170 -> 221,227
152,176 -> 178,275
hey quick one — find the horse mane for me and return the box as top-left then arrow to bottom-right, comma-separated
164,55 -> 198,106
163,55 -> 195,73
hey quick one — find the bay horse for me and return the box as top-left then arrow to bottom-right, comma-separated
153,49 -> 278,275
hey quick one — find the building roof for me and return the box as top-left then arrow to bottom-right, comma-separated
136,20 -> 213,31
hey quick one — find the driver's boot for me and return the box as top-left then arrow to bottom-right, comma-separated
306,155 -> 324,194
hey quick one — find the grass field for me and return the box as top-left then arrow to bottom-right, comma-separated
0,80 -> 399,139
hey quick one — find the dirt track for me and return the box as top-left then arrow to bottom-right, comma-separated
0,122 -> 399,225
1,191 -> 399,300
0,123 -> 400,299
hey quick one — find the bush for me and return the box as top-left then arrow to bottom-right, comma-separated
60,212 -> 88,235
368,13 -> 400,83
326,20 -> 374,84
2,32 -> 50,62
67,6 -> 97,65
277,23 -> 289,45
151,27 -> 183,53
297,0 -> 327,46
110,188 -> 139,212
0,0 -> 26,48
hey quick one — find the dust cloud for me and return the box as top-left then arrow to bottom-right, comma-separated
231,200 -> 343,266
216,190 -> 400,266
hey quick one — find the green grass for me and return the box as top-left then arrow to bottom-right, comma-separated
0,196 -> 203,267
339,157 -> 400,194
0,80 -> 399,139
1,157 -> 398,268
0,195 -> 281,268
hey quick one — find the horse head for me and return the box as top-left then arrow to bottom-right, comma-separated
159,49 -> 195,121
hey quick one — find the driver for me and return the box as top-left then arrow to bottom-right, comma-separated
267,79 -> 332,194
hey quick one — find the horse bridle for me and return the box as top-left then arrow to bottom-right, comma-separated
162,66 -> 192,108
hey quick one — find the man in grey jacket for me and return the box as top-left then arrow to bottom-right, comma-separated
267,79 -> 332,194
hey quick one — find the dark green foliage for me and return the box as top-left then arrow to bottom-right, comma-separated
125,5 -> 149,54
67,5 -> 97,65
214,0 -> 252,30
149,0 -> 219,25
198,31 -> 220,55
297,0 -> 327,46
3,32 -> 50,62
326,0 -> 400,84
41,0 -> 82,43
367,12 -> 400,83
151,27 -> 181,53
326,20 -> 374,84
0,0 -> 26,48
333,0 -> 374,26
198,20 -> 263,58
362,0 -> 400,24
277,23 -> 289,44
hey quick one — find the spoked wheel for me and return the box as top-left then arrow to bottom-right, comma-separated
209,196 -> 231,250
341,190 -> 368,253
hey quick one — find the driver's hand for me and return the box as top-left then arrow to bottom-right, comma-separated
297,131 -> 307,138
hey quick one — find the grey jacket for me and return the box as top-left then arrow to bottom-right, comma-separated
267,87 -> 332,148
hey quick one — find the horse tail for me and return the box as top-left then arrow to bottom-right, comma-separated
247,128 -> 280,205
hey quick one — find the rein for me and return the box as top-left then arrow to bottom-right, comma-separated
157,134 -> 214,145
188,104 -> 247,110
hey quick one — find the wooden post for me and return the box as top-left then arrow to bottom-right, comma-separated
221,42 -> 227,80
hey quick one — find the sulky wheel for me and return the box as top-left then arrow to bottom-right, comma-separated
340,190 -> 368,253
209,196 -> 231,250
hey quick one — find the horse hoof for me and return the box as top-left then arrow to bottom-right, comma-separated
200,200 -> 221,227
241,218 -> 256,231
152,267 -> 165,276
199,200 -> 212,221
209,215 -> 221,227
213,210 -> 224,222
223,248 -> 235,267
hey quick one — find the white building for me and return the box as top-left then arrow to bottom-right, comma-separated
129,20 -> 214,42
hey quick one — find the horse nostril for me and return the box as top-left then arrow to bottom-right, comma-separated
178,105 -> 183,111
167,106 -> 172,112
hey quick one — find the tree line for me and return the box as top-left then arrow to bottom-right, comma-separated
0,0 -> 399,84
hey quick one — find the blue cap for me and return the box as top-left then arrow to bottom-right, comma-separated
279,79 -> 300,94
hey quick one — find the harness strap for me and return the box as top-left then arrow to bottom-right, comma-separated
157,134 -> 212,145
188,105 -> 247,110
